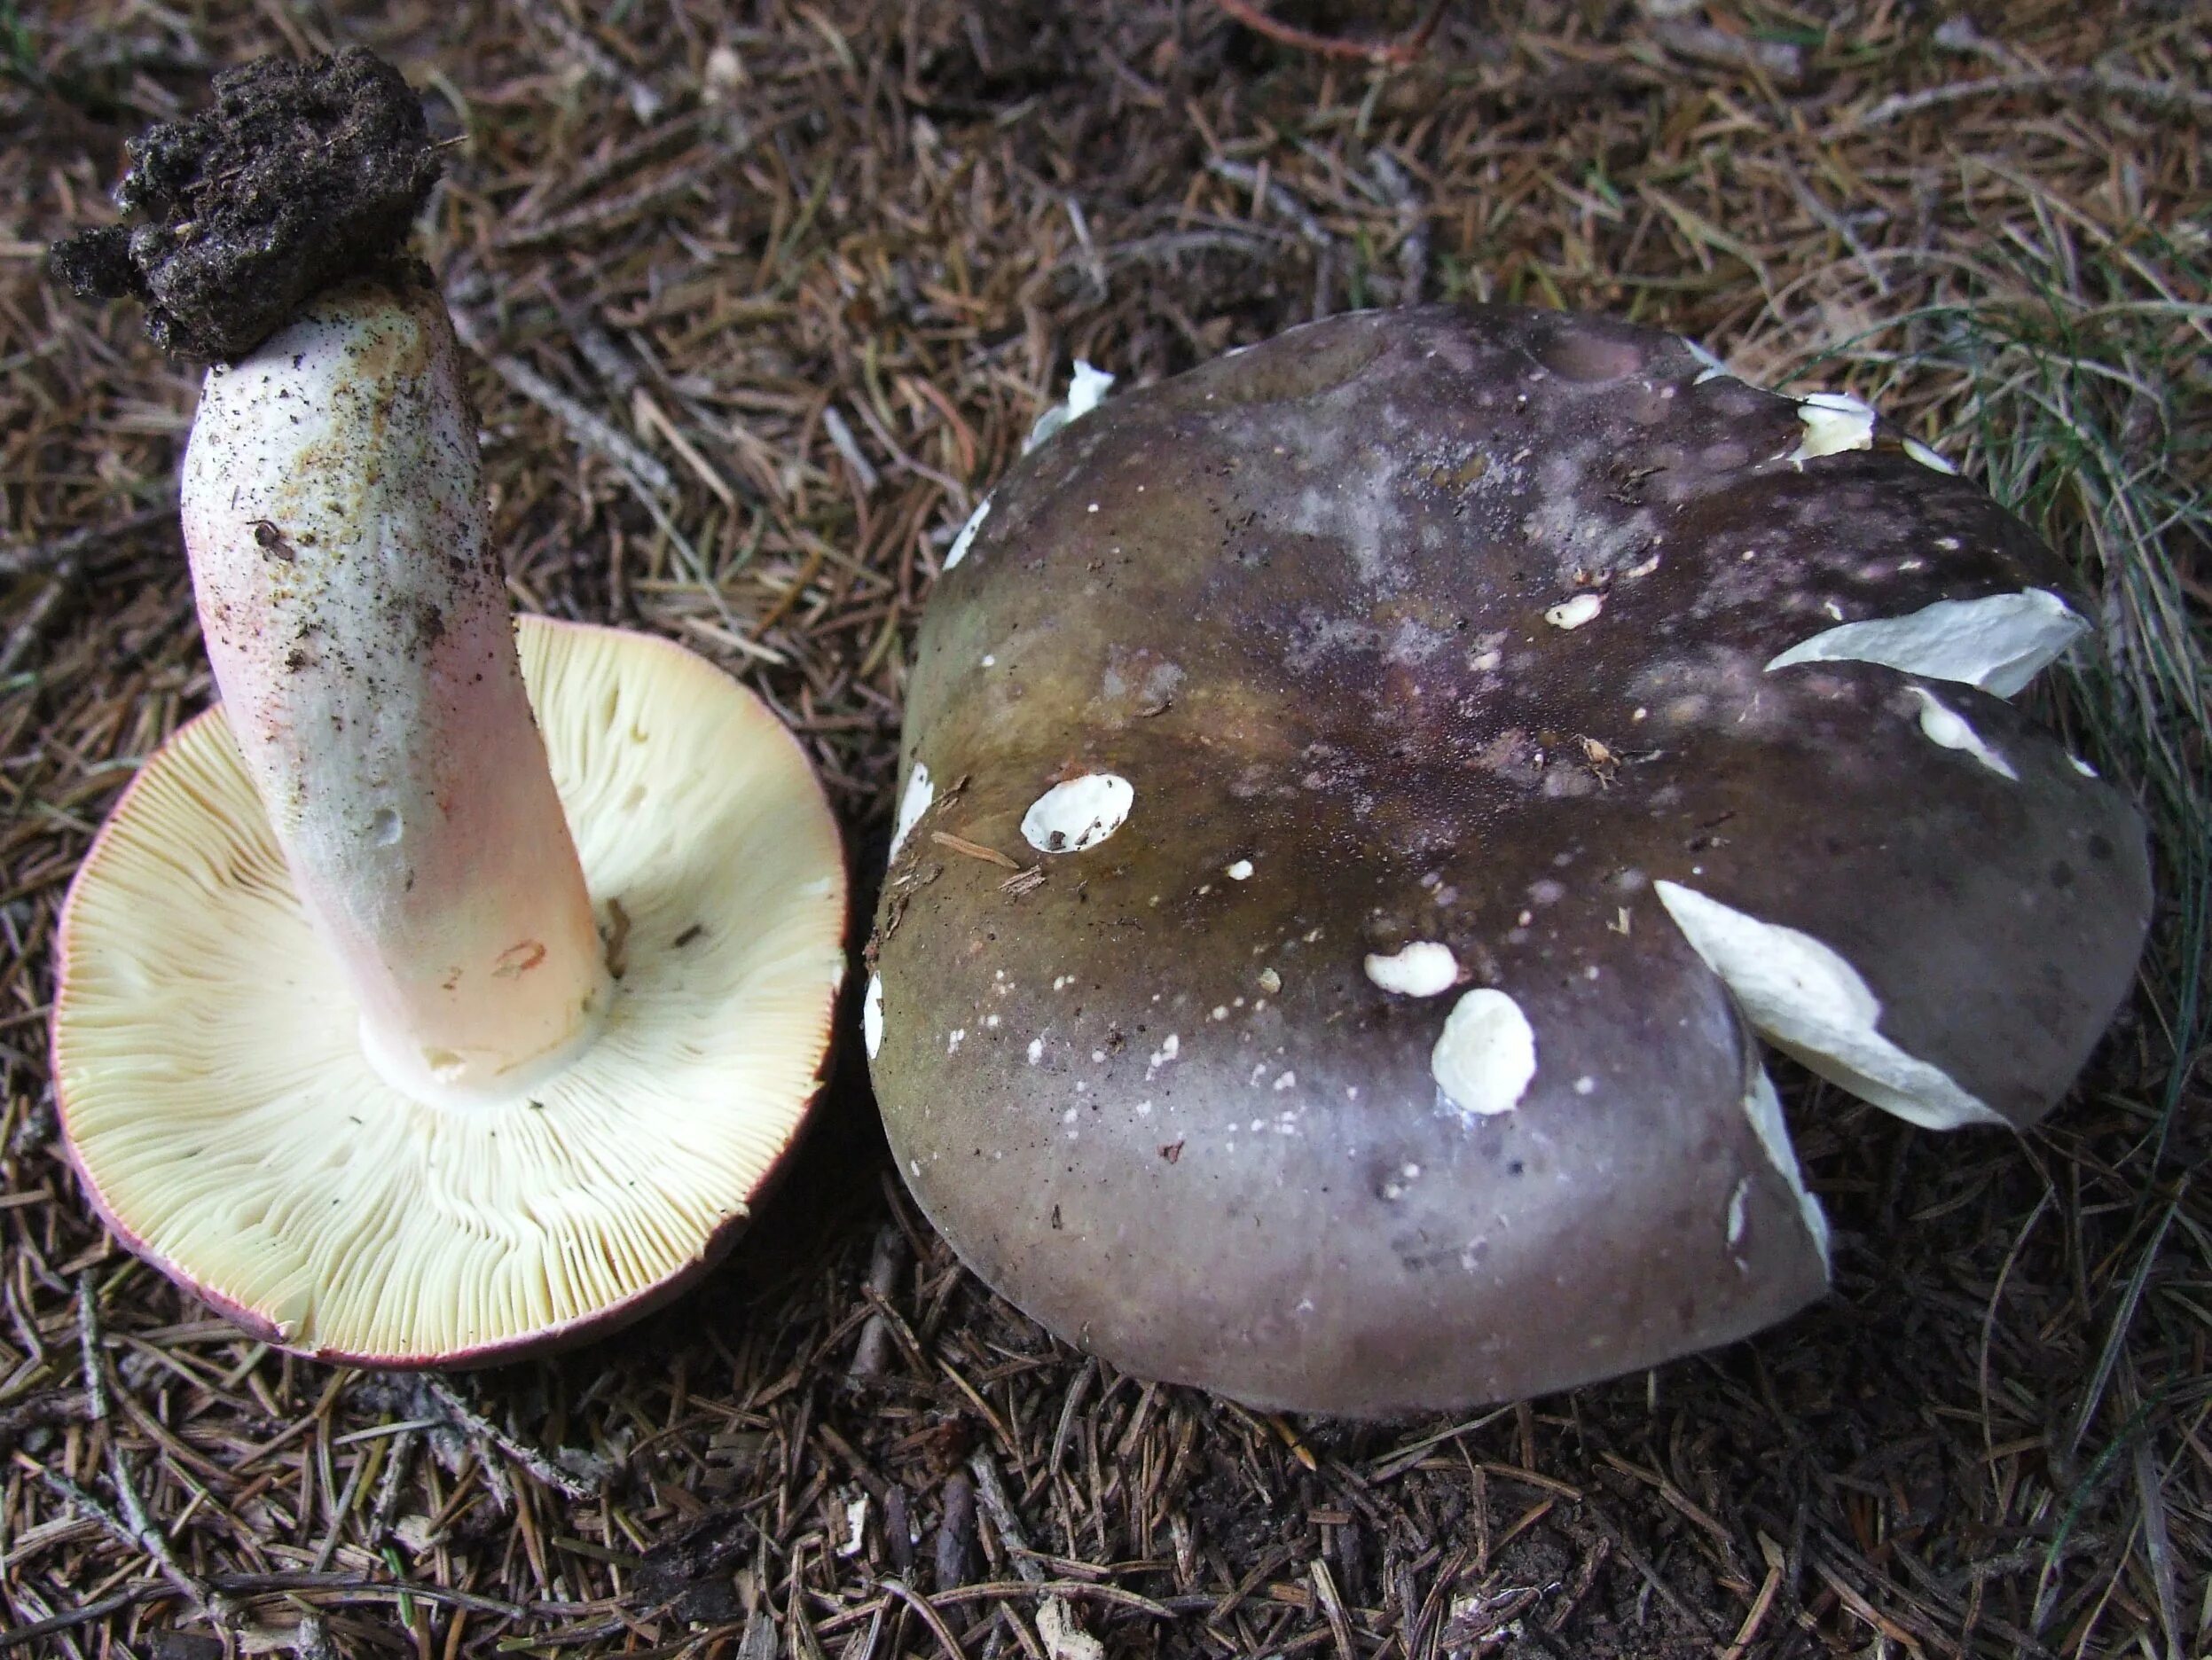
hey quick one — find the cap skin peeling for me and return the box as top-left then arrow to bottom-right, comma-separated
1902,437 -> 1959,475
1363,941 -> 1460,998
1430,989 -> 1538,1119
865,305 -> 2151,1415
943,497 -> 990,573
1683,336 -> 1733,385
1019,772 -> 1133,855
1765,587 -> 2087,697
1023,360 -> 1115,454
1785,392 -> 1878,466
1740,1067 -> 1832,1266
1908,687 -> 2019,781
888,760 -> 936,863
1654,881 -> 2004,1131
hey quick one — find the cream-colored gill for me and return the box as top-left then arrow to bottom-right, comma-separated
54,620 -> 847,1361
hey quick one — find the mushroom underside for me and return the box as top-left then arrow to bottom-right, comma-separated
54,617 -> 846,1365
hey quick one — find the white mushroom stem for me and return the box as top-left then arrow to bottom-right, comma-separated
180,275 -> 609,1105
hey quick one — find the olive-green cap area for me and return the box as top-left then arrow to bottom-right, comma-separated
867,305 -> 2151,1415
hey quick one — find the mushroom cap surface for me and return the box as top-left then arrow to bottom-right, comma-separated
53,618 -> 847,1366
866,305 -> 2152,1415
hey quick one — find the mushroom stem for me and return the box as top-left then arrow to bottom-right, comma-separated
179,271 -> 609,1104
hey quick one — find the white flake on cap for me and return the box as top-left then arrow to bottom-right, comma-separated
1021,772 -> 1133,854
1654,882 -> 2003,1131
1785,392 -> 1878,466
1740,1066 -> 1832,1266
1023,361 -> 1116,454
1544,593 -> 1604,630
1684,337 -> 1733,386
1431,989 -> 1537,1120
1907,687 -> 2018,781
863,974 -> 885,1060
1226,857 -> 1255,881
888,760 -> 935,862
943,497 -> 990,572
1902,437 -> 1958,475
1364,942 -> 1460,998
1764,588 -> 2086,698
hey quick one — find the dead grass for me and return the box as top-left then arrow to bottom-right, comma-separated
0,3 -> 2205,1656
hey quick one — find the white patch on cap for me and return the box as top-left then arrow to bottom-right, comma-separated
1021,772 -> 1133,854
1764,587 -> 2086,698
889,760 -> 935,862
1907,687 -> 2018,780
1740,1066 -> 1832,1266
1654,882 -> 2002,1131
1431,989 -> 1537,1119
1902,437 -> 1958,475
862,975 -> 885,1061
2068,754 -> 2098,779
943,497 -> 990,572
1684,337 -> 1733,385
1785,392 -> 1878,466
1364,942 -> 1460,998
1226,858 -> 1255,881
1023,360 -> 1116,453
1545,592 -> 1604,630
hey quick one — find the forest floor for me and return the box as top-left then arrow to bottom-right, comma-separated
0,3 -> 2205,1656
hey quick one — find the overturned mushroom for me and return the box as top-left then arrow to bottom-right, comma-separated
50,55 -> 846,1366
867,306 -> 2150,1415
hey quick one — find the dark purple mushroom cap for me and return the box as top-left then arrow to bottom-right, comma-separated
865,306 -> 2152,1416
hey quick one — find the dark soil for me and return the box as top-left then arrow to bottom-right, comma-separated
45,45 -> 437,359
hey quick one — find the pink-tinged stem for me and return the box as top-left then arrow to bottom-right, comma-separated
180,273 -> 608,1103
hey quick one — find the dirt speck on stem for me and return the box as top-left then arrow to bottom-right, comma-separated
46,46 -> 438,361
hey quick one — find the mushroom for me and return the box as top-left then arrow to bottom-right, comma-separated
865,306 -> 2150,1415
50,60 -> 845,1366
